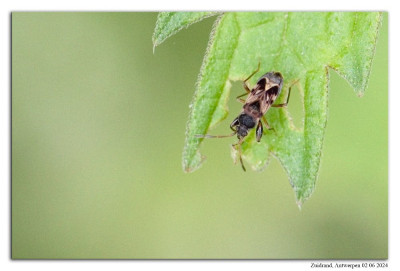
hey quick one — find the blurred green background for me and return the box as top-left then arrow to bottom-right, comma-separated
12,12 -> 387,259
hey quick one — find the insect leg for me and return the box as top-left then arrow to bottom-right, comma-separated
236,92 -> 248,104
244,62 -> 261,83
272,79 -> 299,108
256,120 -> 263,142
230,117 -> 239,131
242,62 -> 261,93
262,116 -> 275,133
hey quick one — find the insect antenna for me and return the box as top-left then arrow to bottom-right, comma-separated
194,131 -> 236,139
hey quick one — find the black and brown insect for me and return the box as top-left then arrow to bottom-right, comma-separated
196,63 -> 295,171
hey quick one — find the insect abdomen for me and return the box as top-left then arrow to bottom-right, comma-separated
243,101 -> 263,118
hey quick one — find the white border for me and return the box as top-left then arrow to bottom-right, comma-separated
2,1 -> 398,271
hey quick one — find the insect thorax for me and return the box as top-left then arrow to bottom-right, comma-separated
234,113 -> 254,138
238,113 -> 256,129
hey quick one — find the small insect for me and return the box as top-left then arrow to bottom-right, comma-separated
196,63 -> 295,171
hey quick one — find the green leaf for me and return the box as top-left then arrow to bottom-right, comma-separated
153,12 -> 382,206
152,12 -> 220,51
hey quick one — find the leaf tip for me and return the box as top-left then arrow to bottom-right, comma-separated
295,187 -> 315,208
182,151 -> 206,173
296,199 -> 304,210
356,91 -> 365,98
152,36 -> 159,54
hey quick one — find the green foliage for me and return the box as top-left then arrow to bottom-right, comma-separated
152,12 -> 220,50
153,12 -> 382,205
